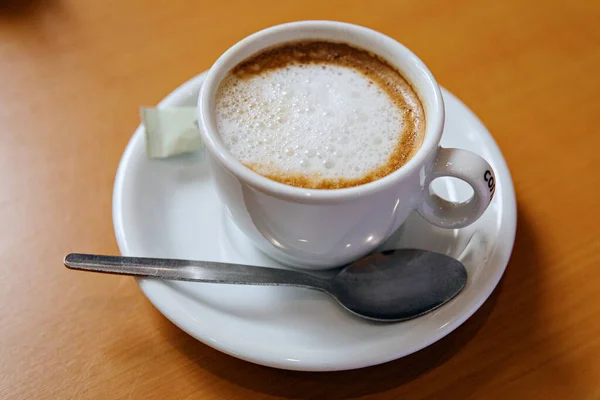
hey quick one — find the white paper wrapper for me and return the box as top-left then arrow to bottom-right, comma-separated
141,107 -> 203,158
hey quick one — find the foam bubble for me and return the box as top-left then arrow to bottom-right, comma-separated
216,64 -> 411,185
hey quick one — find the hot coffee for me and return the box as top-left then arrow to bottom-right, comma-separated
215,41 -> 425,189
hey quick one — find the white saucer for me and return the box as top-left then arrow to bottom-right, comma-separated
113,72 -> 516,372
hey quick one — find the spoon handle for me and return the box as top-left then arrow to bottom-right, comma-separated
64,253 -> 329,291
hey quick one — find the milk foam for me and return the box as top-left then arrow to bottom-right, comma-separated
216,64 -> 413,184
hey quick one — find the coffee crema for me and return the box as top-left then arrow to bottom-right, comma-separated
215,41 -> 425,189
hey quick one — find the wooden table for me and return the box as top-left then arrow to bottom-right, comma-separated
2,0 -> 599,398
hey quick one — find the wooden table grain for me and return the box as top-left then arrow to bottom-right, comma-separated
1,0 -> 599,398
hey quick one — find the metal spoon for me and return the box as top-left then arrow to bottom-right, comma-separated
64,249 -> 467,322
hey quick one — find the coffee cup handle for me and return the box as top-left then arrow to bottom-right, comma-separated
417,147 -> 496,229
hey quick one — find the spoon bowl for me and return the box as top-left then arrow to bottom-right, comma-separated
330,250 -> 467,321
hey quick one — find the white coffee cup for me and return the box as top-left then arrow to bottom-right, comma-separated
198,21 -> 496,270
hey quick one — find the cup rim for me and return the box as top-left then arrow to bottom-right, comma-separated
199,20 -> 444,203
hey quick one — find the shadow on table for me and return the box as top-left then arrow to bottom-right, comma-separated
0,0 -> 60,18
155,204 -> 547,399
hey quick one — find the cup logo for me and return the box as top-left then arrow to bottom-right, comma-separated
484,170 -> 495,199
